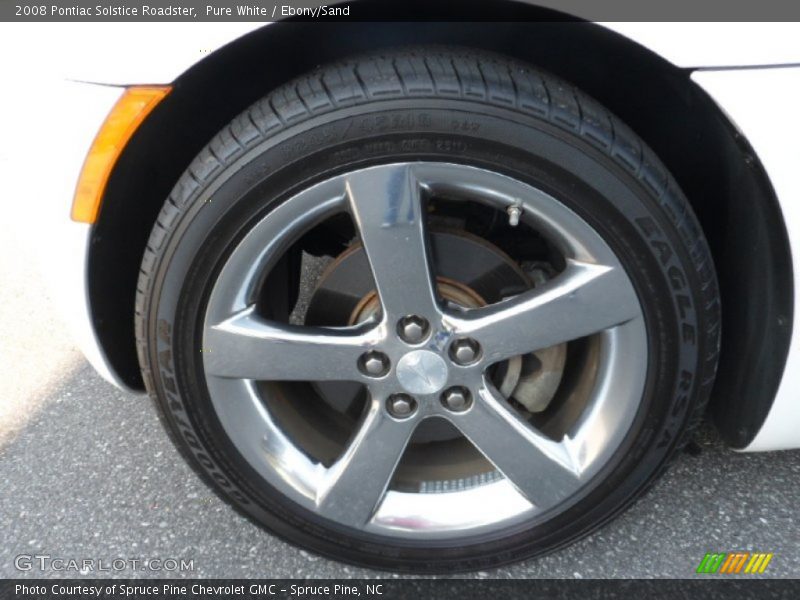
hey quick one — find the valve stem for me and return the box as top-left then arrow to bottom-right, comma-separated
507,204 -> 522,227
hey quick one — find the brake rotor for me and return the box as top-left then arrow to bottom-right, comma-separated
305,229 -> 567,419
306,229 -> 531,325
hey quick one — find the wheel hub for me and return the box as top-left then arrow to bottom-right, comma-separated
305,230 -> 528,424
307,230 -> 568,419
396,350 -> 449,395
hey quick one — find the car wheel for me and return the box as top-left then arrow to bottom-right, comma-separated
135,47 -> 720,572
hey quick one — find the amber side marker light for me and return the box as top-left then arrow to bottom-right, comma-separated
71,86 -> 171,224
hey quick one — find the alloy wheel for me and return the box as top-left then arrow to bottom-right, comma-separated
201,162 -> 647,539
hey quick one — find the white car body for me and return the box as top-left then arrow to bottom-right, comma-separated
4,21 -> 799,452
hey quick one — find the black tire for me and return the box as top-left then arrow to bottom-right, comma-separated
135,47 -> 720,572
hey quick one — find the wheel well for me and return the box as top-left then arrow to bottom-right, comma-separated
90,7 -> 792,448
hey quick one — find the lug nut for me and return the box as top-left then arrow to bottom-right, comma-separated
441,387 -> 472,412
358,350 -> 390,377
397,315 -> 430,344
449,338 -> 481,365
387,393 -> 417,418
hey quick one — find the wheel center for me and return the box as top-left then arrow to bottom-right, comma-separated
396,350 -> 448,395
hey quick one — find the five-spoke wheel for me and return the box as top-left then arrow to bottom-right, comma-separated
202,163 -> 647,532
